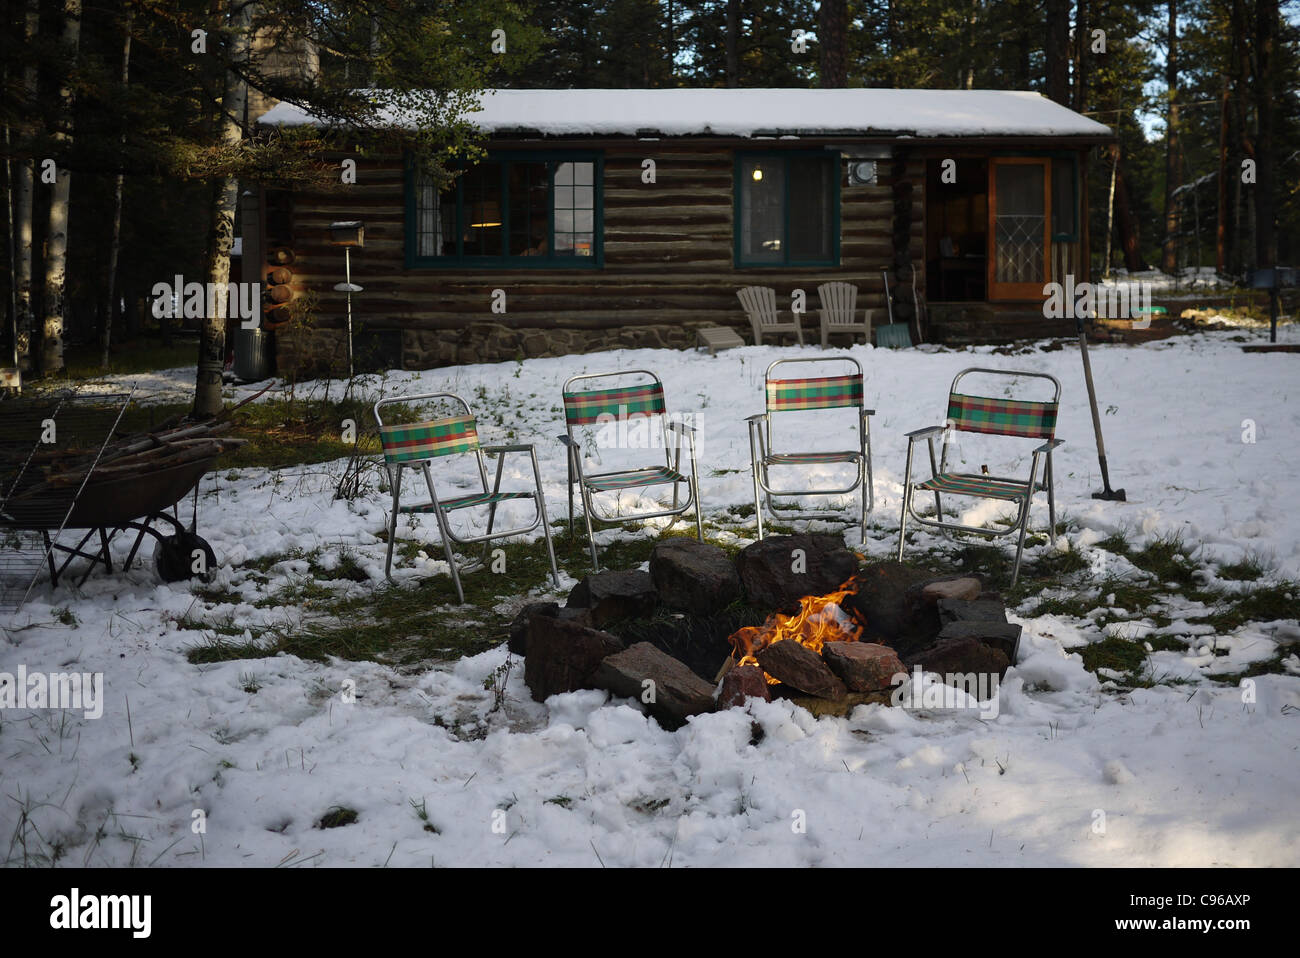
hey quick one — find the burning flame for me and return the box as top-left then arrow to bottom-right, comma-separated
729,584 -> 863,684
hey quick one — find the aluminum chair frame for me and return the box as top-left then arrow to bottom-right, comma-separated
737,285 -> 805,345
746,356 -> 875,542
559,370 -> 703,571
896,367 -> 1064,585
817,281 -> 872,348
375,391 -> 559,603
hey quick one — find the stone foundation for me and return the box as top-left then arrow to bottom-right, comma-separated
274,321 -> 710,377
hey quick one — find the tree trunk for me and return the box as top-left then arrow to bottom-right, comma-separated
1114,151 -> 1144,272
194,0 -> 253,419
818,0 -> 848,88
1045,0 -> 1070,104
1216,77 -> 1229,275
42,0 -> 83,376
1231,0 -> 1254,271
102,4 -> 134,369
1160,0 -> 1181,275
14,0 -> 39,372
1253,0 -> 1278,269
1072,0 -> 1088,111
724,0 -> 738,88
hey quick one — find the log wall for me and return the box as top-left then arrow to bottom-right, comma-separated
262,141 -> 925,375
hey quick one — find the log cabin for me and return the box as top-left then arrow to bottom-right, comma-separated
249,88 -> 1113,375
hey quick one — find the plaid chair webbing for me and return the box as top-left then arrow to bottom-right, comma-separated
379,415 -> 479,464
766,375 -> 863,413
563,382 -> 666,425
946,394 -> 1058,439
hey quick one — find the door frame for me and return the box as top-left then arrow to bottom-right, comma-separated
987,157 -> 1052,301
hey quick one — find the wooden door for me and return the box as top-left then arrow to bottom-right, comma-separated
987,158 -> 1052,300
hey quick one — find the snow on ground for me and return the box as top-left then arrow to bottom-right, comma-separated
3,328 -> 1298,867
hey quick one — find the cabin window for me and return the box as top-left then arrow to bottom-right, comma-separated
408,152 -> 601,267
1050,156 -> 1079,241
735,152 -> 838,267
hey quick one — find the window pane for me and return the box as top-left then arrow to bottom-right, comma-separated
1051,158 -> 1076,237
787,157 -> 832,261
509,161 -> 548,256
415,172 -> 456,257
741,158 -> 784,263
555,162 -> 574,186
574,162 -> 593,186
994,163 -> 1045,284
462,162 -> 503,256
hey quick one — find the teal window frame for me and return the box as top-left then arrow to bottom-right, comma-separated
734,150 -> 841,268
405,150 -> 604,269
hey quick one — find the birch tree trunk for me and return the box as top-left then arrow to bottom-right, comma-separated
103,4 -> 134,369
194,0 -> 253,419
42,0 -> 83,376
14,0 -> 39,372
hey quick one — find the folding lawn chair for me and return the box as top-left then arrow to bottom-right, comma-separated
896,367 -> 1063,585
374,392 -> 559,603
746,356 -> 874,542
559,370 -> 703,571
737,286 -> 805,345
817,281 -> 872,348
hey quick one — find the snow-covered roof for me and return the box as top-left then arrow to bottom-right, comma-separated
259,88 -> 1112,139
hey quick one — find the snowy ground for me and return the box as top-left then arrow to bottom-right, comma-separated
3,327 -> 1298,867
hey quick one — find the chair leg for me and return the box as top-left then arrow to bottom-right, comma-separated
566,451 -> 576,542
1010,501 -> 1032,587
896,485 -> 910,561
384,467 -> 402,580
751,464 -> 764,542
581,488 -> 599,572
433,508 -> 466,604
528,448 -> 561,590
692,475 -> 704,542
1046,453 -> 1057,545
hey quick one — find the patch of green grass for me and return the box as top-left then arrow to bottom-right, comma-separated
409,797 -> 440,833
57,338 -> 198,381
53,607 -> 78,627
317,807 -> 358,829
186,633 -> 273,664
545,796 -> 573,809
1217,555 -> 1270,582
1128,532 -> 1200,591
1078,636 -> 1148,677
239,672 -> 262,694
1196,581 -> 1299,634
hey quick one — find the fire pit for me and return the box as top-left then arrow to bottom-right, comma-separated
513,535 -> 1024,729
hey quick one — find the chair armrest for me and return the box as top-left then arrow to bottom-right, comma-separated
557,434 -> 578,448
481,443 -> 534,455
745,413 -> 767,425
665,420 -> 695,436
905,425 -> 946,441
862,408 -> 876,417
1034,438 -> 1065,454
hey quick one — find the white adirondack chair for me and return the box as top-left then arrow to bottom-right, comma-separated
736,286 -> 804,346
817,282 -> 872,348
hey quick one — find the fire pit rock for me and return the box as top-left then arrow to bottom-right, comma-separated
735,534 -> 859,610
716,664 -> 772,709
508,603 -> 592,656
566,570 -> 658,627
649,538 -> 741,616
821,641 -> 905,692
756,641 -> 846,699
524,615 -> 623,702
592,642 -> 717,729
907,634 -> 1011,679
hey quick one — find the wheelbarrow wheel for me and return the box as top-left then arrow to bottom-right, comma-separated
154,531 -> 217,583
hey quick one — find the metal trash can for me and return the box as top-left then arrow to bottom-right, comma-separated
232,326 -> 273,382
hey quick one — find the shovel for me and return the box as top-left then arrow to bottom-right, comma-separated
1077,315 -> 1126,501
